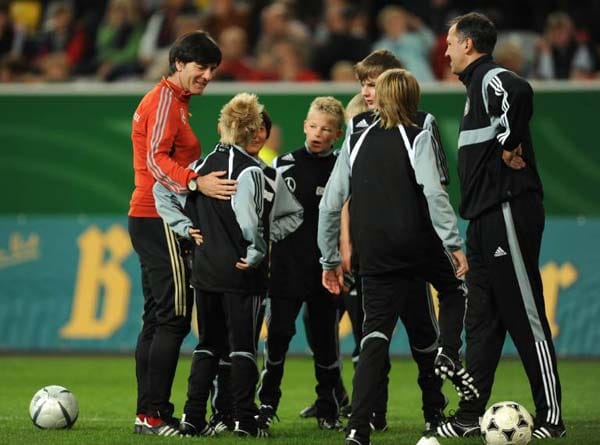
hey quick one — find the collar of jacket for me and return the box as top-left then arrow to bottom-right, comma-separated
458,54 -> 493,86
161,77 -> 192,103
304,143 -> 334,158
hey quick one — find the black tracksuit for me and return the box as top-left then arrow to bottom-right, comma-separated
336,110 -> 451,421
154,143 -> 303,430
455,55 -> 562,426
258,145 -> 342,420
319,117 -> 467,442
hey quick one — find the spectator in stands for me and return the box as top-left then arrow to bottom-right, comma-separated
0,3 -> 29,81
142,14 -> 201,81
494,40 -> 527,78
254,2 -> 309,61
35,1 -> 87,81
200,0 -> 249,42
215,26 -> 255,81
95,0 -> 144,81
536,11 -> 595,80
138,0 -> 197,77
311,4 -> 370,80
271,37 -> 319,82
330,60 -> 355,82
372,5 -> 435,82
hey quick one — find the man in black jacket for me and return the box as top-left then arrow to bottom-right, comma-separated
436,12 -> 566,440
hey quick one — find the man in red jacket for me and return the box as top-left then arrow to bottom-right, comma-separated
128,31 -> 234,436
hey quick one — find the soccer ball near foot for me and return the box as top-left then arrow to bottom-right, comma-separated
29,385 -> 79,429
481,401 -> 533,445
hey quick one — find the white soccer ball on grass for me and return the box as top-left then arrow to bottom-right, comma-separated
480,401 -> 533,445
29,385 -> 79,429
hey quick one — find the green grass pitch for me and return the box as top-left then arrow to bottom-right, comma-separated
1,355 -> 599,444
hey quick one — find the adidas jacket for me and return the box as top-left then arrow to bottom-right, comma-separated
154,143 -> 303,293
350,109 -> 450,185
318,118 -> 462,275
268,146 -> 337,299
456,55 -> 543,220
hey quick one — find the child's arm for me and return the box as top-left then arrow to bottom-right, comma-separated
270,170 -> 304,242
412,129 -> 463,253
232,166 -> 267,268
318,137 -> 352,272
152,181 -> 194,239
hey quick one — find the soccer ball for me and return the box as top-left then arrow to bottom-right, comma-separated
29,385 -> 79,429
481,401 -> 533,445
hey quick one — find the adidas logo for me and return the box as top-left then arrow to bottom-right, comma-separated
280,153 -> 294,162
493,246 -> 507,257
355,119 -> 369,128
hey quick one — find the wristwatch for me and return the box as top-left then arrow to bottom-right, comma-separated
187,177 -> 198,192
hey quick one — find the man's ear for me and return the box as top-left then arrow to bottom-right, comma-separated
464,37 -> 474,54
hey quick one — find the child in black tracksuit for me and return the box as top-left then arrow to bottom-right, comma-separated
154,93 -> 302,438
318,69 -> 474,445
256,96 -> 347,431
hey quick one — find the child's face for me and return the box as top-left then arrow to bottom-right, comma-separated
360,77 -> 378,110
303,111 -> 342,154
246,125 -> 268,156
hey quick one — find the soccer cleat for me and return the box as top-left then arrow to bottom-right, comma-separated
434,350 -> 479,400
317,416 -> 344,431
369,413 -> 388,432
140,416 -> 181,436
209,412 -> 234,434
436,415 -> 480,438
233,420 -> 270,438
345,428 -> 371,445
299,403 -> 317,418
178,414 -> 215,437
532,419 -> 566,439
256,404 -> 279,429
133,414 -> 145,434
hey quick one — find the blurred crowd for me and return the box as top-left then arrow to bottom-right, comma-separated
2,0 -> 600,84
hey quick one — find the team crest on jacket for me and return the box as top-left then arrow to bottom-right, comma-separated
180,107 -> 187,124
464,98 -> 470,116
285,176 -> 296,192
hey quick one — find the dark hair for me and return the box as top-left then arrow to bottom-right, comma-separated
168,31 -> 222,74
449,12 -> 497,55
261,110 -> 272,139
354,49 -> 403,82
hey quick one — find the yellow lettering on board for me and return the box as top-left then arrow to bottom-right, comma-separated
60,225 -> 133,338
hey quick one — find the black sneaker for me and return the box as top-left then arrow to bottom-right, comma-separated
532,419 -> 566,439
178,414 -> 215,437
436,415 -> 480,438
345,428 -> 371,445
233,420 -> 270,438
317,416 -> 344,431
209,412 -> 234,434
434,350 -> 479,400
140,417 -> 181,436
299,403 -> 317,418
256,404 -> 279,429
369,413 -> 388,432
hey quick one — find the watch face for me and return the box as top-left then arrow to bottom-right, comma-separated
188,179 -> 197,191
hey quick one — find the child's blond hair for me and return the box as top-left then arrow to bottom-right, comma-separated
306,96 -> 345,129
376,68 -> 420,129
345,93 -> 369,121
219,93 -> 264,147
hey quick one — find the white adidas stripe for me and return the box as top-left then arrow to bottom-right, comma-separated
535,341 -> 560,425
